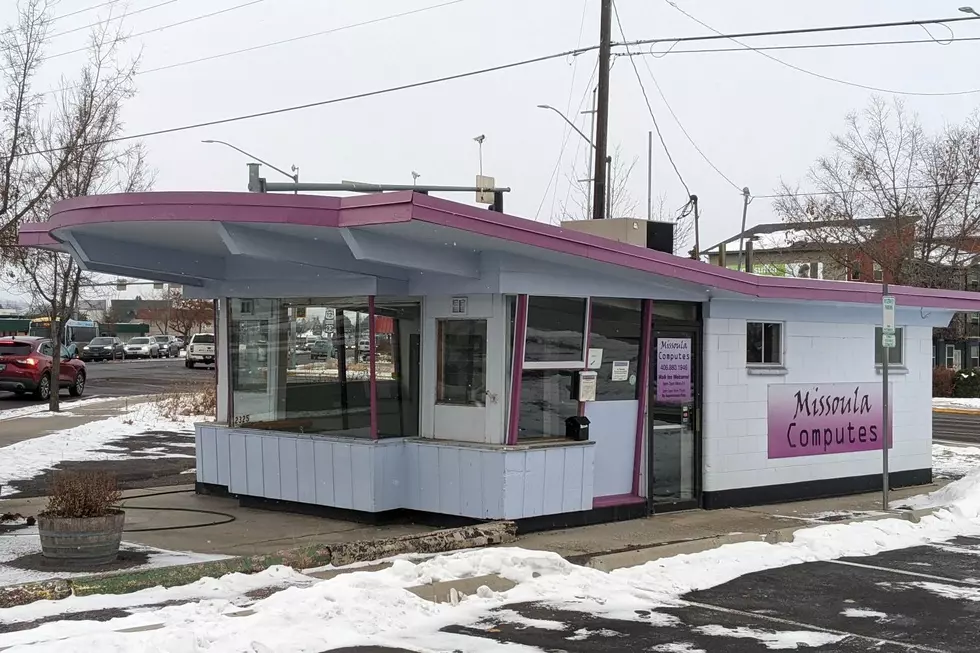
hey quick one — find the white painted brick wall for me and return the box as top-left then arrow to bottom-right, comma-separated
702,315 -> 932,493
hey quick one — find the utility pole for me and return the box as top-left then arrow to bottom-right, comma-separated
592,0 -> 613,220
737,187 -> 751,272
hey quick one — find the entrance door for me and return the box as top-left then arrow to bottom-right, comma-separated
648,327 -> 700,511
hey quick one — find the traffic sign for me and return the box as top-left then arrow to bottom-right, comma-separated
882,295 -> 896,335
882,332 -> 896,349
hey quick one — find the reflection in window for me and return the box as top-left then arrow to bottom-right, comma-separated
437,319 -> 487,406
524,296 -> 587,364
229,297 -> 420,438
375,299 -> 421,438
589,298 -> 641,401
518,369 -> 577,439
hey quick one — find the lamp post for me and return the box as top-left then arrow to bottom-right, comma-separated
201,140 -> 299,187
538,104 -> 610,218
960,6 -> 980,16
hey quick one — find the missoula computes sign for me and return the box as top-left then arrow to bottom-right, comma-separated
768,383 -> 892,459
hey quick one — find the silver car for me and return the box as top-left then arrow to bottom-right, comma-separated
124,337 -> 161,359
152,335 -> 180,358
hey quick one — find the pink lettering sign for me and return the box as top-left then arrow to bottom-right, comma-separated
768,383 -> 893,459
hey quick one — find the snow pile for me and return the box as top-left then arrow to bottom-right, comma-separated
0,396 -> 133,422
0,402 -> 199,497
933,443 -> 980,479
933,397 -> 980,411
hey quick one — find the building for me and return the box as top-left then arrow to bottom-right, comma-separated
705,220 -> 980,372
19,191 -> 980,527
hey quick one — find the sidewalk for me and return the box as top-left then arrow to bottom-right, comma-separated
0,397 -> 146,448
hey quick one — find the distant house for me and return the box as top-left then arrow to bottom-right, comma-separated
705,219 -> 980,370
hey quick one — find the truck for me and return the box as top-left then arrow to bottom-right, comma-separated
185,333 -> 216,369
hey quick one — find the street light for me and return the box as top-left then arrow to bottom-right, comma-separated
537,104 -> 596,150
960,6 -> 980,16
201,139 -> 298,183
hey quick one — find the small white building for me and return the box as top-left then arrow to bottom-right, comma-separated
21,191 -> 980,528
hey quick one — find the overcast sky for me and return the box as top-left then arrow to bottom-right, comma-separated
2,0 -> 980,306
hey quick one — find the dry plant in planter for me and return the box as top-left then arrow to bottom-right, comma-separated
38,471 -> 125,567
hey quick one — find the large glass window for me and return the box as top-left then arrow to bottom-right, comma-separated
517,370 -> 577,440
589,298 -> 642,401
229,297 -> 420,438
524,296 -> 587,365
437,319 -> 487,407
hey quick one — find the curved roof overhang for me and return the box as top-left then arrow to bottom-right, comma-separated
15,190 -> 980,311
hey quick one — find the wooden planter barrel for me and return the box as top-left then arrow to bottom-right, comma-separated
37,511 -> 125,567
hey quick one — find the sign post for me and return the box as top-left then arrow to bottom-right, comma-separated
881,285 -> 894,510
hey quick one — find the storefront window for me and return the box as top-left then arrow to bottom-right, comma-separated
229,297 -> 420,438
517,369 -> 577,440
524,296 -> 587,364
436,319 -> 487,406
589,298 -> 642,401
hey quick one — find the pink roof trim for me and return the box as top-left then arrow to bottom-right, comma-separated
19,190 -> 980,311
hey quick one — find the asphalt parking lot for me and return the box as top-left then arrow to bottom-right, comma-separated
442,537 -> 980,652
0,357 -> 211,411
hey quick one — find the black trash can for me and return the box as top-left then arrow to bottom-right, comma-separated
565,415 -> 591,441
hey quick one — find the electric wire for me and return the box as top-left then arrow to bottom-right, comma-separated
46,0 -> 268,61
41,0 -> 471,97
664,1 -> 980,97
612,1 -> 690,197
17,11 -> 980,158
535,0 -> 591,222
50,0 -> 121,23
558,59 -> 601,222
612,35 -> 980,57
48,0 -> 180,40
616,2 -> 740,192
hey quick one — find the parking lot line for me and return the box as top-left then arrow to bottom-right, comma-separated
830,558 -> 980,585
684,599 -> 949,652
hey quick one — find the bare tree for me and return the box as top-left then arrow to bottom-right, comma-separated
772,97 -> 980,288
559,144 -> 641,222
0,7 -> 151,411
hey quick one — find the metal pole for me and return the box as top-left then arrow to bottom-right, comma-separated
585,89 -> 597,220
738,187 -> 751,272
606,155 -> 612,219
647,131 -> 653,221
882,281 -> 890,510
692,195 -> 701,260
592,0 -> 612,219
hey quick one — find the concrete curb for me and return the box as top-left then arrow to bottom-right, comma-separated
0,521 -> 517,609
932,406 -> 980,415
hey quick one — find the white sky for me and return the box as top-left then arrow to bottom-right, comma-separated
2,0 -> 980,307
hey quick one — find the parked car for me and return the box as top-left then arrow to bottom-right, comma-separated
310,339 -> 334,360
0,336 -> 87,400
186,333 -> 215,368
124,337 -> 160,359
174,337 -> 186,350
152,335 -> 180,358
80,336 -> 125,362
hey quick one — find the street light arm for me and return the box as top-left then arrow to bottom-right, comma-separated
201,139 -> 298,182
537,105 -> 596,150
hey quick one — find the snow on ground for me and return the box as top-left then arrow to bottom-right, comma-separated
0,396 -> 136,422
933,397 -> 980,411
0,523 -> 229,587
0,402 -> 198,497
841,607 -> 888,620
933,443 -> 980,479
693,625 -> 844,649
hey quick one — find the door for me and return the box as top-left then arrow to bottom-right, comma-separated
58,345 -> 76,386
648,327 -> 701,511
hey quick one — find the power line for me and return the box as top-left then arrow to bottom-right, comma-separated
23,43 -> 602,157
663,1 -> 980,97
613,1 -> 690,196
48,0 -> 180,40
46,0 -> 268,61
51,0 -> 121,23
612,35 -> 980,57
617,5 -> 740,192
755,181 -> 980,200
42,0 -> 470,96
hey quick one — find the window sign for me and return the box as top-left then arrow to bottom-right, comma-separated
587,348 -> 603,369
657,337 -> 692,403
611,360 -> 630,381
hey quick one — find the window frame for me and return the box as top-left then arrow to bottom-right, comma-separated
745,321 -> 784,367
971,343 -> 979,369
522,296 -> 591,370
873,262 -> 883,282
874,326 -> 905,368
946,344 -> 956,369
435,317 -> 488,407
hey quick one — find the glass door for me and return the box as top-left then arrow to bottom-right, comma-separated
648,326 -> 701,512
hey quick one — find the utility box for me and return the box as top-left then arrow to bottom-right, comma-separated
560,218 -> 674,254
565,415 -> 591,442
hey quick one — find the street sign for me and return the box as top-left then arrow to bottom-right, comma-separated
882,295 -> 896,335
882,332 -> 896,349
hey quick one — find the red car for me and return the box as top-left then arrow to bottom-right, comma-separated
0,337 -> 87,401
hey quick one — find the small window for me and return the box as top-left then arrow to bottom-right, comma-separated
746,322 -> 782,365
971,344 -> 979,369
874,327 -> 904,367
873,262 -> 883,282
947,344 -> 956,369
436,319 -> 487,406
